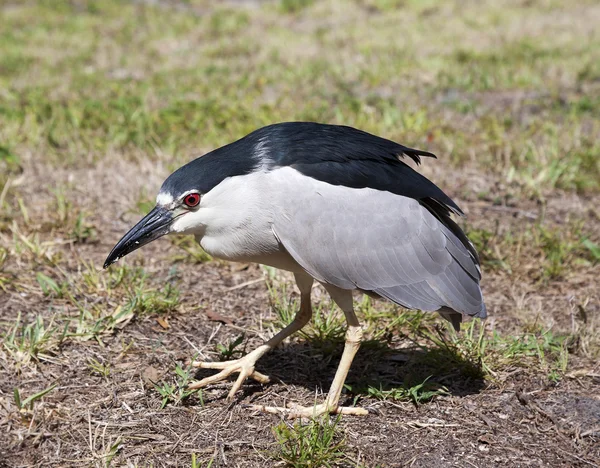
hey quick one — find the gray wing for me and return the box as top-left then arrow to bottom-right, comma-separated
272,183 -> 486,318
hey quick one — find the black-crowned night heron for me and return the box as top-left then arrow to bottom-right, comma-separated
104,122 -> 486,417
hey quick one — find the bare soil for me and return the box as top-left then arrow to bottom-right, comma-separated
1,159 -> 598,467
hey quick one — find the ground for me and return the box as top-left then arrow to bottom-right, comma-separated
0,0 -> 599,466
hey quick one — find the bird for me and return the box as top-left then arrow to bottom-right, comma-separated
104,121 -> 486,418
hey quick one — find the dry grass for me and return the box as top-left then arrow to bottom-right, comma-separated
0,0 -> 599,466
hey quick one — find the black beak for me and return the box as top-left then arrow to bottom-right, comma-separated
103,205 -> 173,268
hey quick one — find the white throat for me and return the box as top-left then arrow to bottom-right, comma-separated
169,172 -> 279,262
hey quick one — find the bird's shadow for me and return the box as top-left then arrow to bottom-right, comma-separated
193,331 -> 486,406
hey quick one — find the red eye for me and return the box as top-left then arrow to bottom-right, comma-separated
184,193 -> 200,207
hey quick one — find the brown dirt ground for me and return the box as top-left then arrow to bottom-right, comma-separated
1,155 -> 599,467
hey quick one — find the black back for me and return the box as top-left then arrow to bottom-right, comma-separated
160,134 -> 261,197
259,122 -> 463,216
161,122 -> 462,219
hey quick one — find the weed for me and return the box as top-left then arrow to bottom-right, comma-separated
3,312 -> 67,366
363,377 -> 449,405
268,281 -> 345,349
154,362 -> 202,408
98,266 -> 181,316
125,281 -> 180,315
268,281 -> 299,326
216,334 -> 246,361
429,320 -> 569,382
191,453 -> 214,468
304,303 -> 346,348
69,304 -> 135,343
13,384 -> 57,412
87,358 -> 111,378
581,238 -> 600,263
357,295 -> 434,338
418,320 -> 488,379
36,272 -> 67,297
70,212 -> 97,243
272,416 -> 346,468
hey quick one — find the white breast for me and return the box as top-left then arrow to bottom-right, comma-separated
170,171 -> 302,272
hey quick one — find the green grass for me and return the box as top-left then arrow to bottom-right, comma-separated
466,221 -> 598,281
272,416 -> 347,468
420,320 -> 570,384
3,312 -> 67,367
154,361 -> 203,409
1,0 -> 598,196
266,281 -> 571,405
191,453 -> 215,468
1,264 -> 180,367
87,357 -> 111,379
268,281 -> 346,352
215,334 -> 246,361
358,378 -> 449,405
13,384 -> 57,413
271,262 -> 575,370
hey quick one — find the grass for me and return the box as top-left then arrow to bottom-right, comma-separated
170,235 -> 213,263
13,384 -> 57,413
266,281 -> 571,406
87,357 -> 111,378
191,453 -> 215,468
215,334 -> 246,361
466,221 -> 599,281
154,361 -> 203,409
1,264 -> 180,367
1,1 -> 599,194
272,416 -> 347,468
3,312 -> 67,367
360,378 -> 449,405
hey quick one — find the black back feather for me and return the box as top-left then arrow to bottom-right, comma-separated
260,122 -> 464,217
161,121 -> 465,223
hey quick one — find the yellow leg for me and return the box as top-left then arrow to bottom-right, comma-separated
189,273 -> 313,400
251,285 -> 368,418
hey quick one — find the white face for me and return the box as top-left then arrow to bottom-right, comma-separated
156,189 -> 206,235
153,171 -> 285,264
159,171 -> 274,240
156,192 -> 174,206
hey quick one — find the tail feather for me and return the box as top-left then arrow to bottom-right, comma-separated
438,308 -> 463,332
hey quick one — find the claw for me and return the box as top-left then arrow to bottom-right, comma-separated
188,356 -> 270,394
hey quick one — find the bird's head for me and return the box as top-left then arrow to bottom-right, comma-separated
103,177 -> 205,269
103,126 -> 263,270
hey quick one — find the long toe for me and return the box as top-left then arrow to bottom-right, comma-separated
192,359 -> 240,370
288,403 -> 369,418
188,357 -> 271,394
248,403 -> 368,418
188,366 -> 236,389
227,369 -> 251,400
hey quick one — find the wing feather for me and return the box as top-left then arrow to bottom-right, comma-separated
272,173 -> 486,318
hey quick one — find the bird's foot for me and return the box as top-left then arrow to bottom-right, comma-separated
248,402 -> 368,419
189,351 -> 270,400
